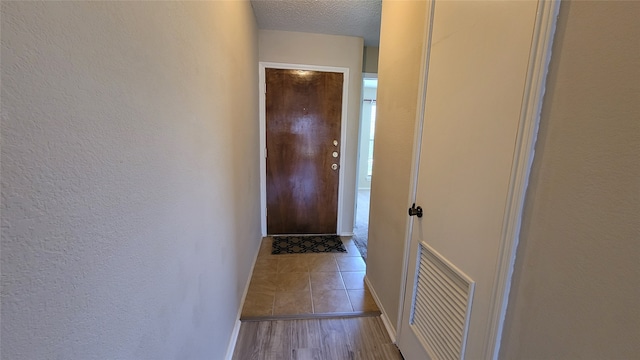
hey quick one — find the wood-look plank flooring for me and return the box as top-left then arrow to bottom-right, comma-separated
233,316 -> 403,360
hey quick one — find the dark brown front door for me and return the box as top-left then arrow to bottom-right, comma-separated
266,68 -> 343,234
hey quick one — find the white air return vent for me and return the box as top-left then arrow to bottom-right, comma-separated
410,242 -> 475,360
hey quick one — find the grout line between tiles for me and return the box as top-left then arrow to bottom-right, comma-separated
345,285 -> 356,312
309,271 -> 315,314
338,271 -> 355,312
270,284 -> 275,316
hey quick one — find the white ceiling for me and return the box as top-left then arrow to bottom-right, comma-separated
250,0 -> 382,47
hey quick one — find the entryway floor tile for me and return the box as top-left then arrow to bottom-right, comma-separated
240,237 -> 380,320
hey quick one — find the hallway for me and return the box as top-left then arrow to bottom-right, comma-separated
234,236 -> 401,359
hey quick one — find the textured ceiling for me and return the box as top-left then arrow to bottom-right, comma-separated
250,0 -> 382,47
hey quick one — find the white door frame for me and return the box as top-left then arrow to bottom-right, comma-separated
259,62 -> 350,236
356,73 -> 378,190
395,1 -> 561,358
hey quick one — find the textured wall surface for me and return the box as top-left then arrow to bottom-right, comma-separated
501,1 -> 640,358
1,2 -> 260,359
366,0 -> 428,330
258,29 -> 363,235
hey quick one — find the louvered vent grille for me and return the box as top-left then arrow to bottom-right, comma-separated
410,242 -> 475,360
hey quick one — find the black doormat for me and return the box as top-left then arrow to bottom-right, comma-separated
272,235 -> 347,254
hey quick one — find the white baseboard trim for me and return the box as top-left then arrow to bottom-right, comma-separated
365,276 -> 397,343
224,237 -> 263,360
224,319 -> 242,360
340,232 -> 355,237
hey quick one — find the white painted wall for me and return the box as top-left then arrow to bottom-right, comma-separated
1,2 -> 260,359
258,30 -> 363,235
366,0 -> 429,330
500,1 -> 640,358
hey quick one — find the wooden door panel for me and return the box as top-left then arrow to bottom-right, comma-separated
266,68 -> 343,234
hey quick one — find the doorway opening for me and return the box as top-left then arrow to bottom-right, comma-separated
353,76 -> 378,261
258,62 -> 350,237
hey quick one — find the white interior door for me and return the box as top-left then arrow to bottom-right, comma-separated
397,1 -> 540,359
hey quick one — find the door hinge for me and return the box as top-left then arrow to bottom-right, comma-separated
265,148 -> 267,158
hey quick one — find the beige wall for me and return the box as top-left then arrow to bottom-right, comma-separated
363,46 -> 379,73
501,1 -> 640,358
258,30 -> 363,235
366,0 -> 429,330
1,2 -> 260,359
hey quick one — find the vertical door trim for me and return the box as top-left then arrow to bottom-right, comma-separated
482,1 -> 561,358
259,62 -> 350,236
395,0 -> 436,345
395,0 -> 561,358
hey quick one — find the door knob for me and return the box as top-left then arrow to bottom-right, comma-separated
408,203 -> 423,218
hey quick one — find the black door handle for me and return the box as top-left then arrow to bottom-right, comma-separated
408,203 -> 423,218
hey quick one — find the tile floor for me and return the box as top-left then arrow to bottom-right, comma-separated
240,237 -> 380,319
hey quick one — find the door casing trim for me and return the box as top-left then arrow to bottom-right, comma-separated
395,0 -> 561,358
482,1 -> 561,358
395,0 -> 436,350
259,62 -> 350,236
